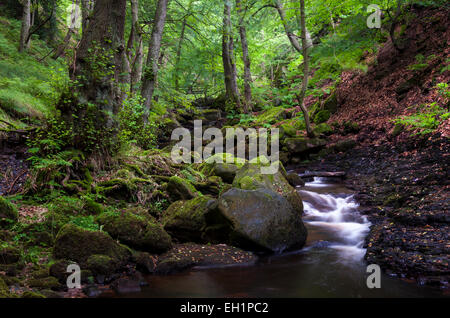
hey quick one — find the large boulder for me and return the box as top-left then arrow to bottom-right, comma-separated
232,163 -> 303,214
96,212 -> 172,253
217,188 -> 307,253
162,196 -> 218,243
53,224 -> 130,265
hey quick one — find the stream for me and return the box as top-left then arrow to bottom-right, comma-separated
120,176 -> 443,298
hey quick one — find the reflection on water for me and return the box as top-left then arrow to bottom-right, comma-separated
120,177 -> 444,298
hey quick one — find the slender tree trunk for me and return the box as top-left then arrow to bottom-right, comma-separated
222,0 -> 241,109
59,0 -> 127,152
19,0 -> 31,52
127,0 -> 143,93
141,0 -> 170,123
236,0 -> 252,112
296,0 -> 314,138
274,0 -> 313,53
174,16 -> 187,91
81,0 -> 94,32
52,0 -> 79,59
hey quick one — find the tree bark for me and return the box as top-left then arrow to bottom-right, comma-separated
141,0 -> 170,123
222,0 -> 241,109
81,0 -> 94,32
126,0 -> 143,93
52,0 -> 79,59
296,0 -> 314,138
19,0 -> 31,52
236,0 -> 252,112
174,15 -> 187,91
59,0 -> 127,152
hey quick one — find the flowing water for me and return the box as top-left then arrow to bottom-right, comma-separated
122,176 -> 443,298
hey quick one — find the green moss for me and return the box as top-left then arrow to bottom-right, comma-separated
86,254 -> 118,276
254,106 -> 286,125
53,224 -> 131,265
21,291 -> 46,298
314,110 -> 331,124
280,123 -> 297,137
0,197 -> 18,225
0,246 -> 21,264
96,212 -> 172,253
0,277 -> 12,298
28,277 -> 61,290
314,123 -> 333,135
167,176 -> 200,200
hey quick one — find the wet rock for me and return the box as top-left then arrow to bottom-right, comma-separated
286,173 -> 305,187
155,243 -> 257,275
217,188 -> 307,253
132,252 -> 157,274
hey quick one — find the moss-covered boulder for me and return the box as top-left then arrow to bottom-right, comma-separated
313,110 -> 331,124
86,254 -> 119,276
53,224 -> 131,265
232,163 -> 303,214
96,212 -> 172,254
0,197 -> 18,226
0,246 -> 21,264
217,188 -> 307,253
167,176 -> 200,201
279,123 -> 297,138
284,137 -> 327,156
203,153 -> 247,183
333,139 -> 357,153
162,196 -> 221,243
286,173 -> 305,187
28,277 -> 62,291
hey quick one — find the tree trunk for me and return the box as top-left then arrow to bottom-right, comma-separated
236,0 -> 252,112
274,0 -> 313,53
81,0 -> 94,32
141,0 -> 170,123
59,0 -> 127,153
127,0 -> 143,93
19,0 -> 31,52
52,0 -> 79,59
222,0 -> 241,109
296,0 -> 314,138
174,16 -> 187,91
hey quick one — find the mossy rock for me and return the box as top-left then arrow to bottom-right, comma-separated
283,137 -> 327,156
167,176 -> 200,201
96,212 -> 172,253
28,277 -> 62,291
0,277 -> 13,298
0,197 -> 18,226
203,153 -> 248,183
314,123 -> 333,136
279,123 -> 297,138
21,291 -> 46,298
86,254 -> 119,276
162,196 -> 220,243
0,246 -> 21,264
217,188 -> 307,253
254,106 -> 286,125
232,163 -> 303,215
53,224 -> 131,265
313,110 -> 331,124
